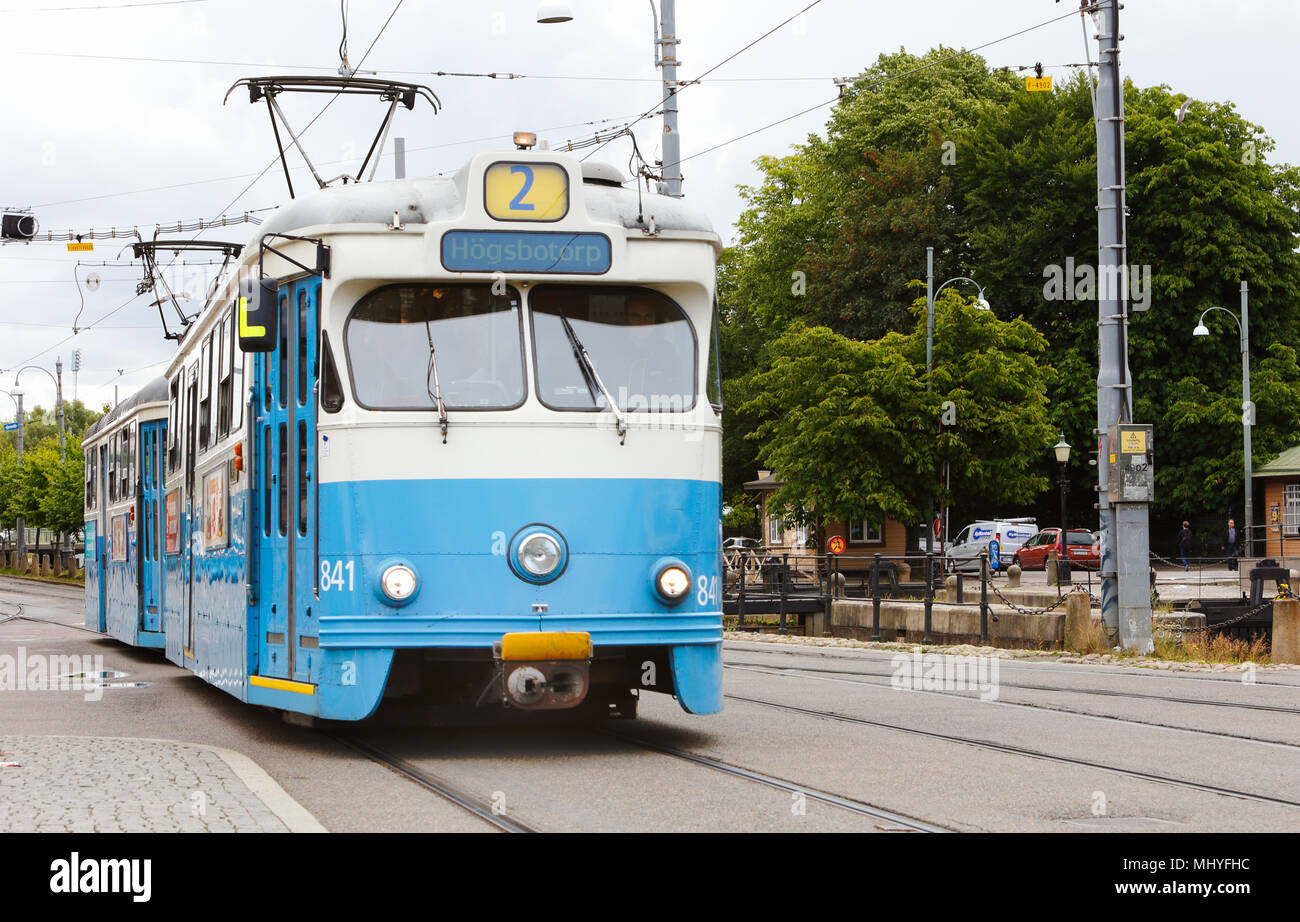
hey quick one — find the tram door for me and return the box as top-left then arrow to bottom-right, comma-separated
256,280 -> 320,683
95,443 -> 108,632
139,421 -> 165,633
182,366 -> 198,658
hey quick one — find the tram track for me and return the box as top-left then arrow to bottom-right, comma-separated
331,734 -> 542,833
725,662 -> 1300,750
598,727 -> 949,832
724,639 -> 1300,688
726,694 -> 1300,811
725,660 -> 1300,715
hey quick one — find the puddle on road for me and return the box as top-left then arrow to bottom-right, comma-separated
55,669 -> 153,689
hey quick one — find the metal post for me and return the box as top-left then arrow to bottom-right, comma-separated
657,0 -> 683,197
871,553 -> 882,641
979,551 -> 989,642
55,356 -> 65,461
1094,0 -> 1150,651
778,553 -> 788,635
1241,280 -> 1253,558
394,136 -> 406,180
1058,462 -> 1071,587
737,551 -> 746,630
925,245 -> 934,557
14,390 -> 24,569
922,552 -> 934,644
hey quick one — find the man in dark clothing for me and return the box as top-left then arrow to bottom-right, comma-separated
1222,519 -> 1240,572
1177,521 -> 1194,570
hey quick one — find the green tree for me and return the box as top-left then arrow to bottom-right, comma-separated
39,436 -> 85,540
742,294 -> 1056,530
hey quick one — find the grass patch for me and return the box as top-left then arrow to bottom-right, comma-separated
1149,631 -> 1270,665
0,566 -> 84,587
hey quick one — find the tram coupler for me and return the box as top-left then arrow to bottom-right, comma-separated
491,632 -> 592,710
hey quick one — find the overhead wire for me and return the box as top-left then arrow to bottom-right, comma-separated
677,5 -> 1092,167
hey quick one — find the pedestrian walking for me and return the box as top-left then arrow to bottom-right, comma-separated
1177,521 -> 1194,570
1221,518 -> 1240,572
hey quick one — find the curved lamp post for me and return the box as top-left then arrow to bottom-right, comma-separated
924,246 -> 991,555
1193,281 -> 1251,556
13,361 -> 64,461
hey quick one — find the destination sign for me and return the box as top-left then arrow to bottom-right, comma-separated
441,230 -> 611,275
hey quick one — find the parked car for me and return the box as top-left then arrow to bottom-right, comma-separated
1012,528 -> 1100,570
723,537 -> 762,552
945,518 -> 1038,572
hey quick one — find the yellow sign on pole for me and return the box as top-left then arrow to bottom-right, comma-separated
66,241 -> 93,252
1120,429 -> 1147,454
1025,76 -> 1053,92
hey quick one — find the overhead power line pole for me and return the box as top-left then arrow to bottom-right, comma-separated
1094,0 -> 1152,652
658,0 -> 683,197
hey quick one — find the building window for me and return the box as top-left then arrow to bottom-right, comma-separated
767,512 -> 783,545
849,520 -> 884,544
793,524 -> 809,547
1285,484 -> 1300,537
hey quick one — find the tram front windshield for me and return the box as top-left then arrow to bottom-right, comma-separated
530,285 -> 696,412
345,284 -> 525,410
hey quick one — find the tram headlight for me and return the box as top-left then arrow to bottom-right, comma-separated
518,532 -> 562,578
656,564 -> 692,605
381,564 -> 418,602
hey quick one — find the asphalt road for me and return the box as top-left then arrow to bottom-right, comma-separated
2,576 -> 1296,833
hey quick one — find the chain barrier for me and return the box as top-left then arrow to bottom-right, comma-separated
1158,586 -> 1296,637
987,581 -> 1078,616
1149,552 -> 1242,573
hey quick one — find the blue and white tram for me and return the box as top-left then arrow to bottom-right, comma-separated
84,147 -> 725,721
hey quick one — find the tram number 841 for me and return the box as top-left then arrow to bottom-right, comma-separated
321,560 -> 355,592
697,575 -> 718,607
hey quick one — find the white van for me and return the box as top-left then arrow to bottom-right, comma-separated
946,518 -> 1037,572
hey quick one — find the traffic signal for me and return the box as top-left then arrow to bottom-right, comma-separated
1,213 -> 38,240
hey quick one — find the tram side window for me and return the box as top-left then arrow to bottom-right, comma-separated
167,374 -> 180,475
121,425 -> 133,499
320,331 -> 344,413
217,307 -> 234,439
108,432 -> 117,503
198,333 -> 213,452
84,448 -> 95,510
230,311 -> 243,432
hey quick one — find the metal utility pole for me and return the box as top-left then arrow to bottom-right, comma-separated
1094,0 -> 1152,652
55,356 -> 65,460
14,388 -> 24,568
1240,281 -> 1253,556
926,246 -> 935,556
657,0 -> 683,197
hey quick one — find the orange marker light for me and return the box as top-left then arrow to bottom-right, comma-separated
233,441 -> 244,472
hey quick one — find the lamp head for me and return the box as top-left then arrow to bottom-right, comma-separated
976,297 -> 991,311
536,3 -> 574,23
1193,321 -> 1210,337
1053,432 -> 1071,464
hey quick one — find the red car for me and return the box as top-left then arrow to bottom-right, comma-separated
1012,528 -> 1100,570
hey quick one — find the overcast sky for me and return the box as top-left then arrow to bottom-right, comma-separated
0,0 -> 1295,421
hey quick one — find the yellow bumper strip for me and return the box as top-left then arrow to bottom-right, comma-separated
250,675 -> 316,696
501,631 -> 592,661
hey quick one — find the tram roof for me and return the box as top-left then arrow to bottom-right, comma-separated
85,375 -> 169,440
256,159 -> 716,239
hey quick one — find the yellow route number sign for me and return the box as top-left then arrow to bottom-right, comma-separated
485,162 -> 568,221
67,241 -> 94,252
1025,76 -> 1053,92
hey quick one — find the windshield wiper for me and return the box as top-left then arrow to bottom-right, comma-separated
559,312 -> 626,444
424,320 -> 449,443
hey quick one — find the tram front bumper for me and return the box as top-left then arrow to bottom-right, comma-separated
492,631 -> 592,710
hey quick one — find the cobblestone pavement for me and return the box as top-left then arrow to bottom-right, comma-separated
0,735 -> 323,832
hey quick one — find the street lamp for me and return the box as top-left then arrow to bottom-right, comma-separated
924,245 -> 991,554
1053,432 -> 1072,587
1192,281 -> 1252,556
13,361 -> 65,461
538,1 -> 683,197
